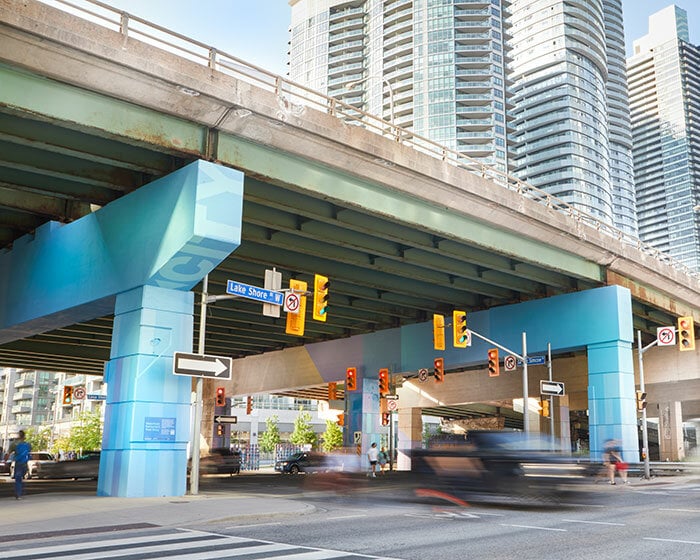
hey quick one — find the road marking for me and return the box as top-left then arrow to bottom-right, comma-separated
500,524 -> 567,532
562,519 -> 626,526
226,522 -> 282,529
644,537 -> 700,545
659,508 -> 700,513
327,514 -> 369,520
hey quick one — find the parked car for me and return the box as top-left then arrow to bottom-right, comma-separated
189,448 -> 241,476
0,455 -> 11,476
10,452 -> 55,479
33,451 -> 100,480
275,451 -> 345,474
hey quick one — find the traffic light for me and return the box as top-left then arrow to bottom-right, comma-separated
678,316 -> 695,351
541,398 -> 550,418
487,348 -> 499,377
328,382 -> 337,400
62,386 -> 73,405
381,412 -> 391,426
346,367 -> 357,391
216,424 -> 224,436
246,396 -> 253,415
337,413 -> 344,427
379,368 -> 389,395
434,357 -> 444,383
636,390 -> 647,411
433,314 -> 445,351
215,387 -> 226,407
312,274 -> 329,321
452,310 -> 468,348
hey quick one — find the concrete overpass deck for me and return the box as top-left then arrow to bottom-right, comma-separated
0,0 -> 699,381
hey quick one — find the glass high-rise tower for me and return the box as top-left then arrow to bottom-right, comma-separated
627,5 -> 700,271
288,0 -> 636,234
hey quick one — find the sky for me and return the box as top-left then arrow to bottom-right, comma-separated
80,1 -> 699,76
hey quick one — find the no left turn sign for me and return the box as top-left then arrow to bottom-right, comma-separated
284,291 -> 300,313
657,326 -> 675,346
73,386 -> 86,400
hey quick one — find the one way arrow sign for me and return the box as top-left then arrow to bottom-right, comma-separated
540,380 -> 565,396
173,352 -> 232,380
214,415 -> 238,424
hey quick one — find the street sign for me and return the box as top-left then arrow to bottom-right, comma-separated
226,279 -> 283,306
385,395 -> 399,400
387,399 -> 398,411
73,386 -> 86,400
214,415 -> 238,424
353,431 -> 362,445
418,368 -> 428,382
87,393 -> 106,400
285,279 -> 307,336
503,355 -> 517,371
173,352 -> 232,380
517,356 -> 546,366
656,326 -> 676,346
540,380 -> 565,396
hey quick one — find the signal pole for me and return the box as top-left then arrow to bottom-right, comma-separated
637,330 -> 654,480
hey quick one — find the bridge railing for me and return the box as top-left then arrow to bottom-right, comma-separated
40,0 -> 698,279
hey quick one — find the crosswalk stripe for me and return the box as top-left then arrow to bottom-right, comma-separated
0,528 -> 391,560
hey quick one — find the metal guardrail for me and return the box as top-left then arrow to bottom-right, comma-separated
634,461 -> 700,477
39,0 -> 699,279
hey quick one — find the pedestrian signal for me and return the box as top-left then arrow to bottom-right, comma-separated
62,386 -> 73,405
216,424 -> 224,436
328,382 -> 337,400
678,316 -> 695,351
215,387 -> 225,407
541,398 -> 550,418
453,310 -> 468,348
246,395 -> 253,415
487,348 -> 499,377
381,412 -> 391,426
636,390 -> 647,411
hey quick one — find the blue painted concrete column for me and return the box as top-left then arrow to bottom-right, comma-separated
588,341 -> 638,462
98,285 -> 193,497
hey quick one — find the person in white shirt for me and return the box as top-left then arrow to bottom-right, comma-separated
367,442 -> 379,477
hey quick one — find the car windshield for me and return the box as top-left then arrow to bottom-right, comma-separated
287,452 -> 304,460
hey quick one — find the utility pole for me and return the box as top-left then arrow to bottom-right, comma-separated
637,330 -> 654,480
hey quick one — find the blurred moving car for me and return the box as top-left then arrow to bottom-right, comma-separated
188,448 -> 241,477
409,431 -> 592,504
10,452 -> 55,479
34,451 -> 100,480
275,451 -> 354,474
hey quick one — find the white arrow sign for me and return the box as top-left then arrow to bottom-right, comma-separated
173,352 -> 232,380
214,415 -> 238,424
540,380 -> 565,396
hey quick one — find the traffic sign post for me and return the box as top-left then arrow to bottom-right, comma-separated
540,380 -> 565,396
173,352 -> 232,380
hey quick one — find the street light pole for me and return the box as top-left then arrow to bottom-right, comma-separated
347,76 -> 395,132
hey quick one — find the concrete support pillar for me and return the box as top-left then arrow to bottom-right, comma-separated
658,401 -> 685,461
587,340 -> 638,462
98,285 -> 194,497
397,407 -> 423,471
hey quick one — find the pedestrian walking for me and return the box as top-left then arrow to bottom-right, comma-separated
378,446 -> 389,475
9,430 -> 31,499
367,442 -> 379,477
603,438 -> 628,485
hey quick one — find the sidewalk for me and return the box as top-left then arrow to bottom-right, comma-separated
0,491 -> 315,540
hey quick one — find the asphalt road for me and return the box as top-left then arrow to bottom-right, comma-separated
1,472 -> 698,559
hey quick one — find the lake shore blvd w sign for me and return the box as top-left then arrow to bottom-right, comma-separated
173,352 -> 232,380
226,279 -> 283,305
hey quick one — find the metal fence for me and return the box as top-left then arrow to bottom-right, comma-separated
39,0 -> 698,279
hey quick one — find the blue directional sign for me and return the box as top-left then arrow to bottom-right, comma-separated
517,355 -> 546,366
226,279 -> 284,305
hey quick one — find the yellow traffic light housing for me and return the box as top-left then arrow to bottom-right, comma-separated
246,396 -> 253,415
541,398 -> 550,418
215,387 -> 226,407
312,274 -> 329,321
62,386 -> 73,406
433,314 -> 445,351
434,357 -> 444,382
678,316 -> 695,351
487,348 -> 499,377
379,368 -> 390,395
453,310 -> 468,348
346,367 -> 357,391
636,390 -> 647,411
328,382 -> 337,400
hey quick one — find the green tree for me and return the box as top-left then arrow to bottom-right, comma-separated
290,409 -> 317,447
68,411 -> 103,452
321,420 -> 343,452
24,426 -> 52,451
258,414 -> 282,453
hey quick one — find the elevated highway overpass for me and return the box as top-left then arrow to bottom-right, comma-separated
0,0 -> 698,495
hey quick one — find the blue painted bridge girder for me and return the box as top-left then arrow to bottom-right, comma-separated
0,160 -> 244,497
